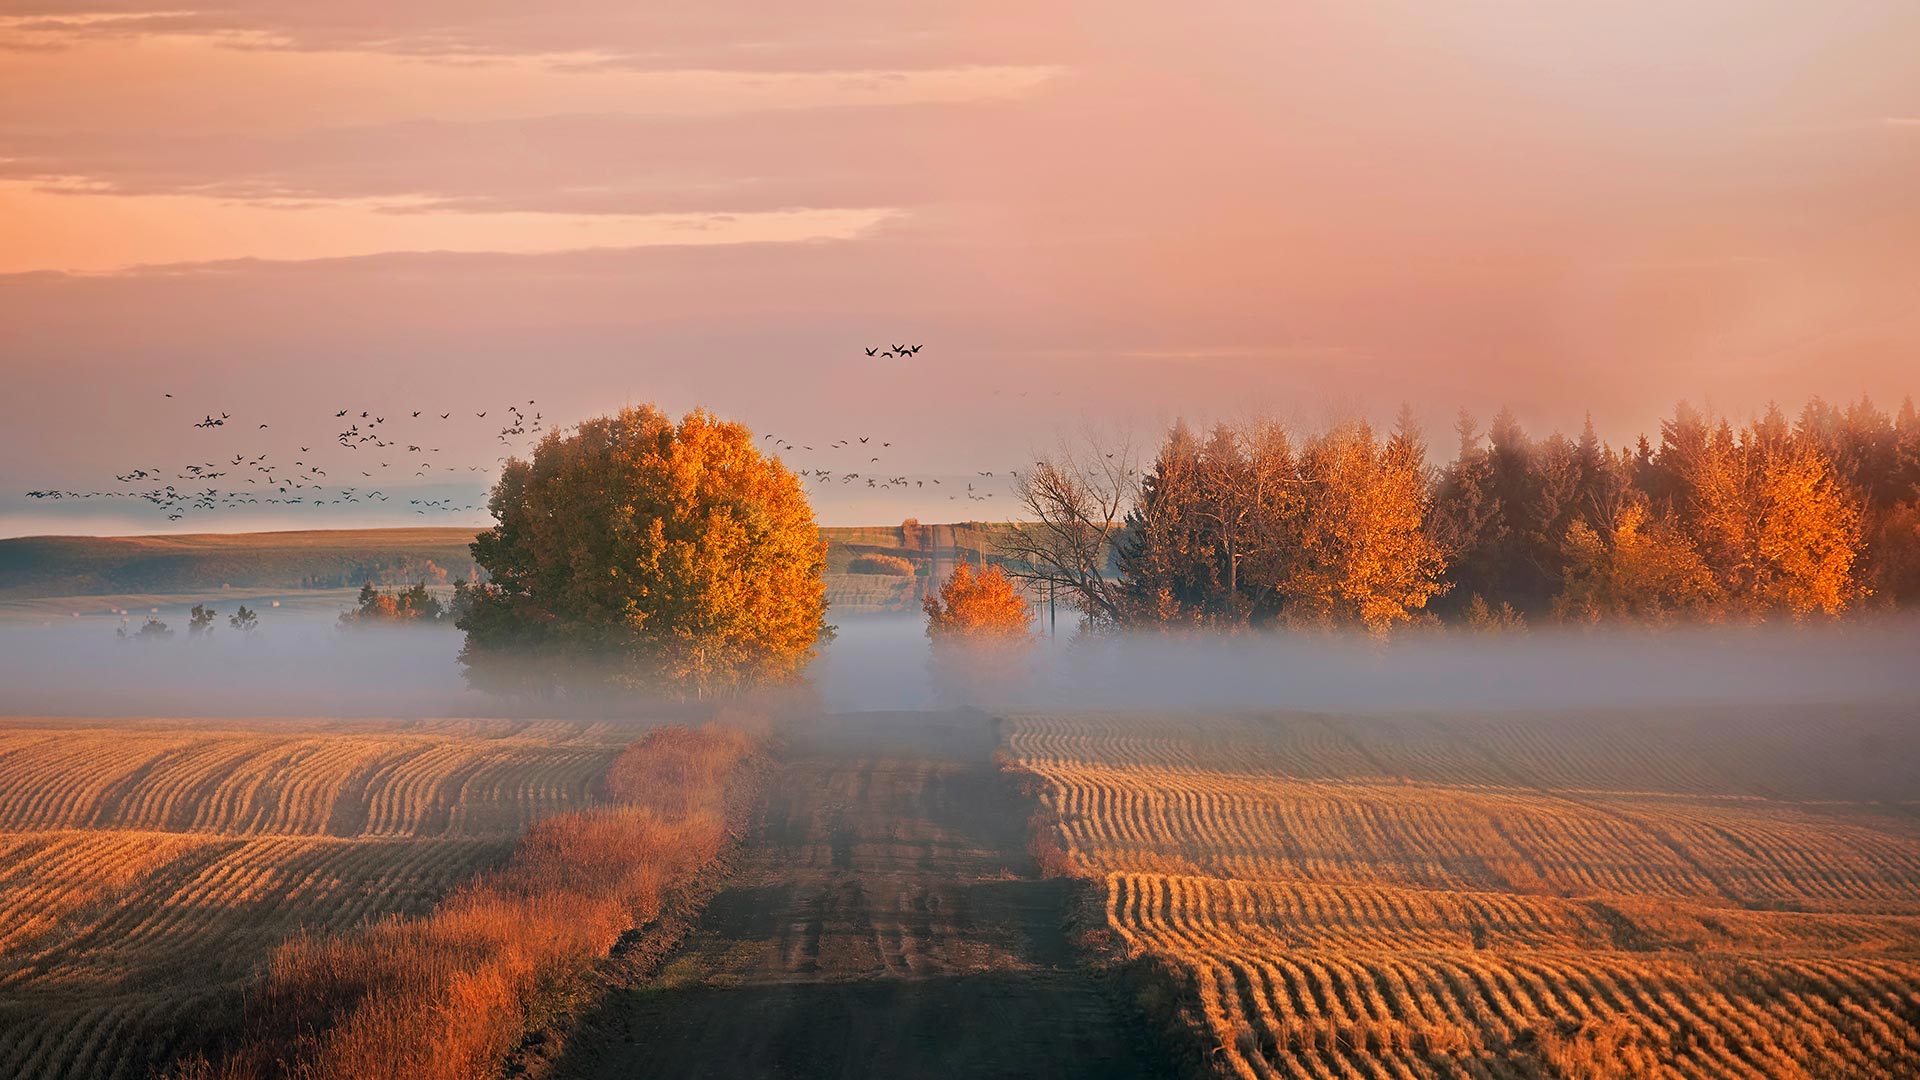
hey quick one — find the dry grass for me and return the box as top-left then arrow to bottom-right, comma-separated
0,716 -> 629,1080
177,723 -> 755,1080
1002,708 -> 1920,1080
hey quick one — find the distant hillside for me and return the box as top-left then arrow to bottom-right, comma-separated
0,529 -> 484,600
0,523 -> 1025,608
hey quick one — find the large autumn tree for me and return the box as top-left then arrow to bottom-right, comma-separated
459,405 -> 828,699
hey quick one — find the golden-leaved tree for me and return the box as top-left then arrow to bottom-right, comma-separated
923,562 -> 1034,695
1689,433 -> 1862,618
459,405 -> 828,698
1283,421 -> 1449,634
1554,504 -> 1723,626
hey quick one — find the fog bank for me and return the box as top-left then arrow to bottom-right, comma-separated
819,616 -> 1920,715
4,608 -> 1918,720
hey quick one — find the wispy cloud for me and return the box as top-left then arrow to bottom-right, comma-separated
0,178 -> 898,273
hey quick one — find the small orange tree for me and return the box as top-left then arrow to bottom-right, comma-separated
922,562 -> 1034,697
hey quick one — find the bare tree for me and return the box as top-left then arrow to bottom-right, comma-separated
998,435 -> 1140,629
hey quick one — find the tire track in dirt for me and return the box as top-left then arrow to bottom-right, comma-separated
550,710 -> 1171,1080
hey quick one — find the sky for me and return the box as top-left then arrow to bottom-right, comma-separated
2,1 -> 1917,534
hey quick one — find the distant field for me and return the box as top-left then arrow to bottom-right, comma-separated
0,587 -> 366,626
0,716 -> 630,1080
0,523 -> 1024,614
0,529 -> 484,600
1002,707 -> 1920,1079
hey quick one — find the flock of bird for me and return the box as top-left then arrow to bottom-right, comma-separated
25,343 -> 1034,523
25,398 -> 548,521
759,430 -> 1010,502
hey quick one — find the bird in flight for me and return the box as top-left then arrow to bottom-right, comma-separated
864,347 -> 878,357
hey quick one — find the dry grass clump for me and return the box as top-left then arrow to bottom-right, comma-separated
178,724 -> 755,1080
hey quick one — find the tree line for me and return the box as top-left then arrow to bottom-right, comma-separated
1005,395 -> 1920,632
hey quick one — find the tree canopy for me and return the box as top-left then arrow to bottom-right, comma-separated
459,405 -> 828,698
1005,394 -> 1914,632
923,561 -> 1034,698
924,562 -> 1033,644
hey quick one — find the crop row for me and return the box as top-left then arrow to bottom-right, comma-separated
1003,711 -> 1920,1079
0,724 -> 617,838
1006,708 -> 1920,803
0,718 -> 633,1080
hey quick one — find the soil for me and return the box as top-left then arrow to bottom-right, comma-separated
547,710 -> 1172,1080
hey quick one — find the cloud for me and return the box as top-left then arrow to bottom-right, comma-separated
0,101 -> 1018,216
3,1 -> 1919,533
0,2 -> 1067,70
0,178 -> 899,274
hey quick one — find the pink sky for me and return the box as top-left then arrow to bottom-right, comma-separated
2,1 -> 1917,533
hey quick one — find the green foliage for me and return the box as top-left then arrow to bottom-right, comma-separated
460,405 -> 828,700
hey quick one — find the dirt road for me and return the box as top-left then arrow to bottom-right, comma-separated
549,710 -> 1169,1080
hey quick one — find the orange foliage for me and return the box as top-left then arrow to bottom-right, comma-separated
923,562 -> 1032,643
464,405 -> 828,698
922,563 -> 1034,700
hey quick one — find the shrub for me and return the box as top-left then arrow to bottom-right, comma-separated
847,553 -> 915,576
338,581 -> 446,627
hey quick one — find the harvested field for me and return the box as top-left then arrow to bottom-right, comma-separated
1002,707 -> 1920,1079
0,716 -> 631,1080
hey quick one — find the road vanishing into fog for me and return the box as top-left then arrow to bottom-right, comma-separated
550,710 -> 1170,1080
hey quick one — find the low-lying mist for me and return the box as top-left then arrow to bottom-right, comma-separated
818,615 -> 1920,715
0,612 -> 478,718
3,609 -> 1918,719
